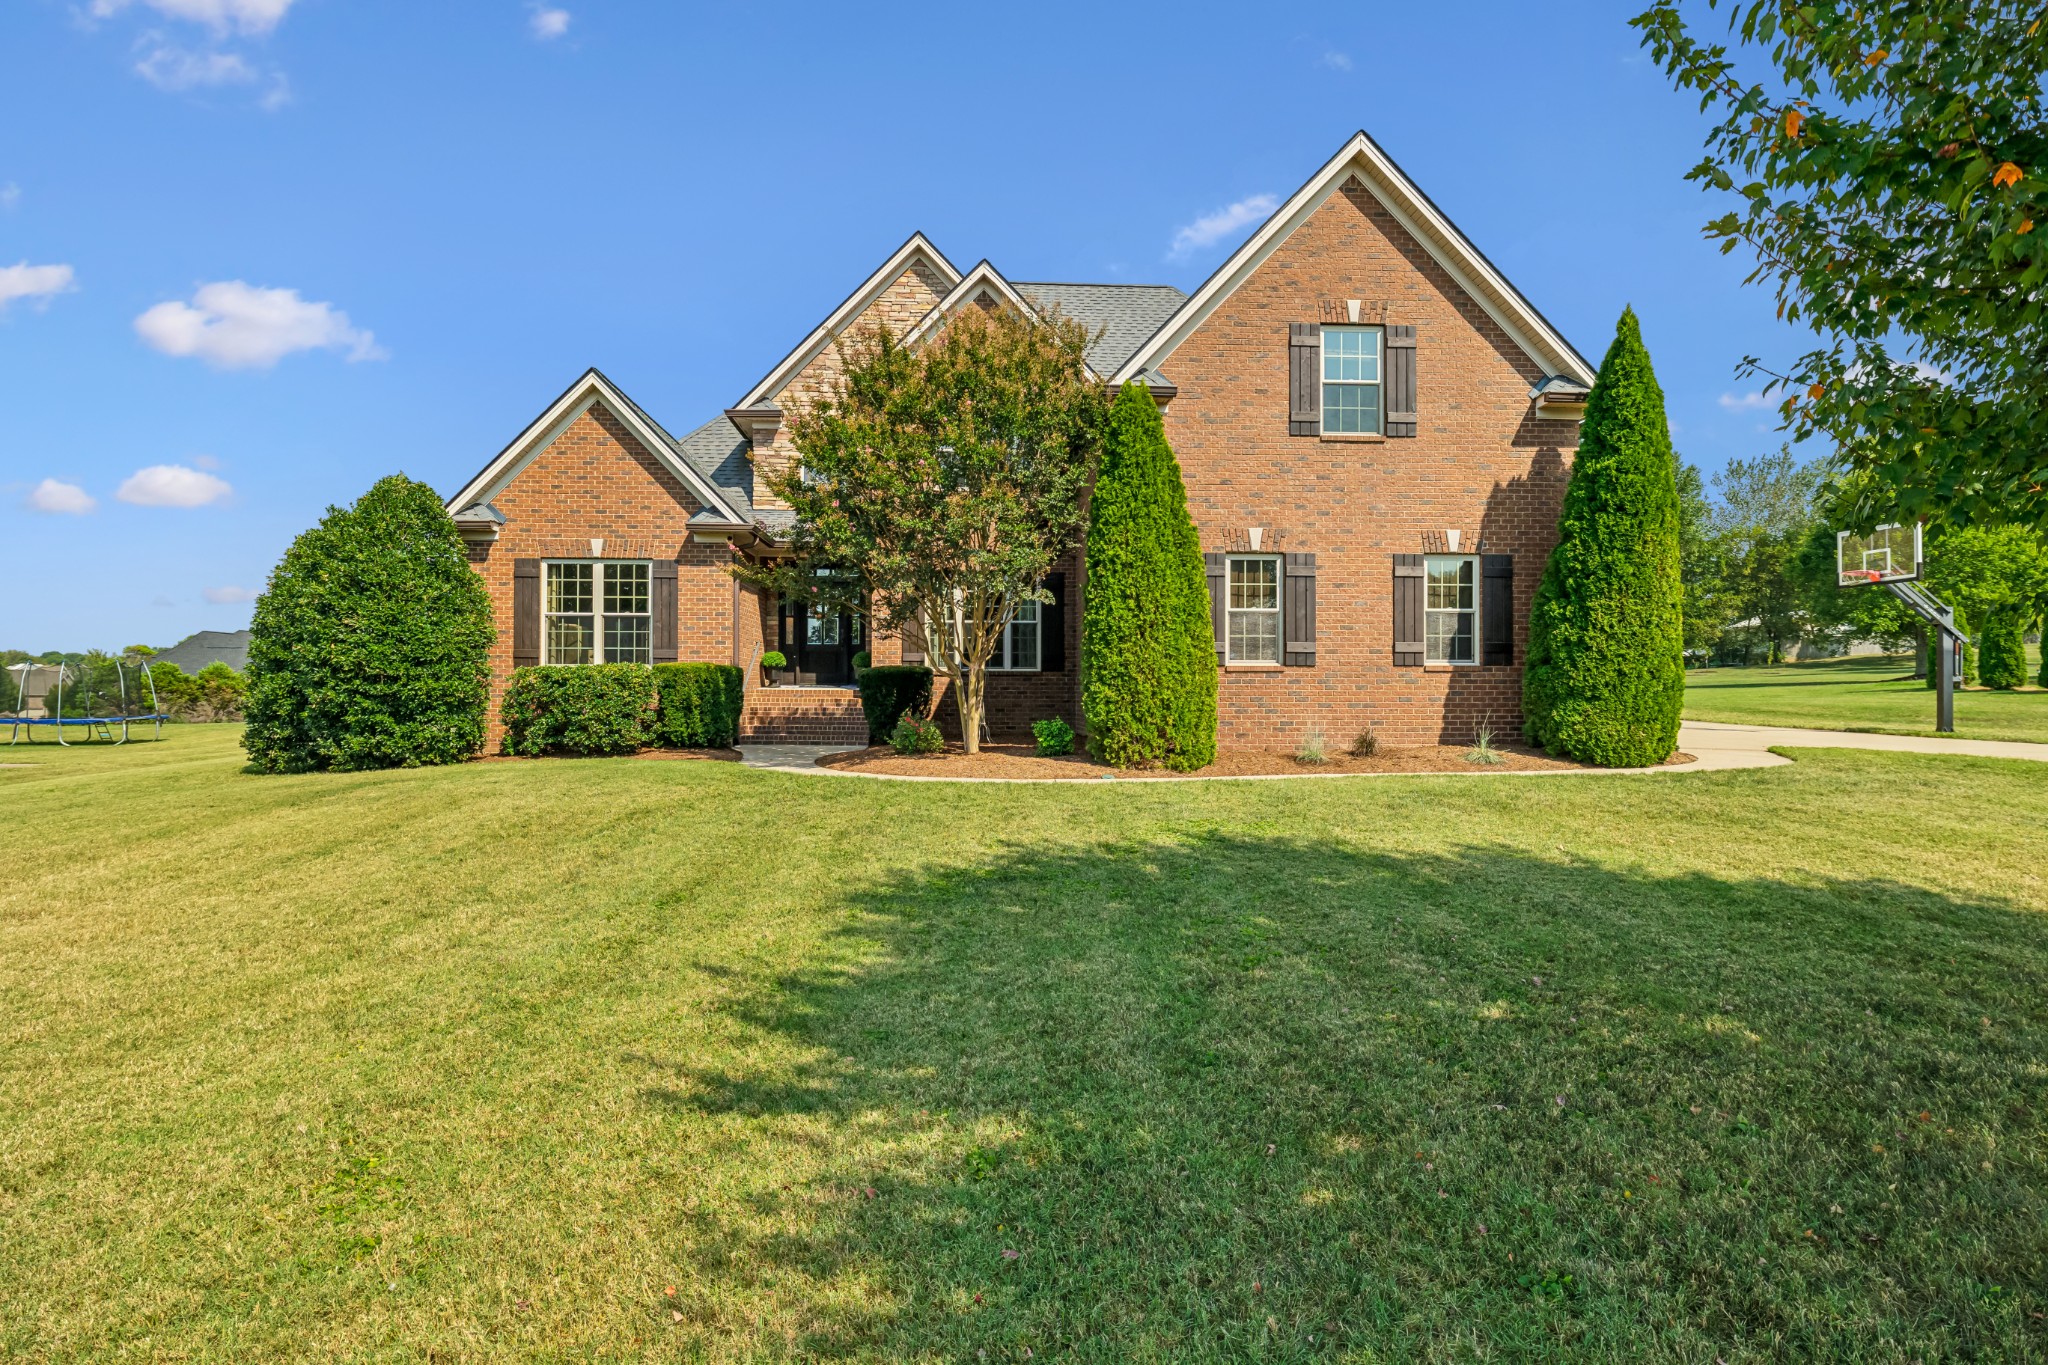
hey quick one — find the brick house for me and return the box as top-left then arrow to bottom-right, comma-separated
445,132 -> 1594,749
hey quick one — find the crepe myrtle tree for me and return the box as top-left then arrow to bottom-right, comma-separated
736,305 -> 1106,753
1635,1 -> 2048,528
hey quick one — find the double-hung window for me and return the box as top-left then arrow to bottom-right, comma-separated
1424,555 -> 1477,665
988,597 -> 1040,671
1322,326 -> 1383,434
543,560 -> 651,665
1226,555 -> 1281,663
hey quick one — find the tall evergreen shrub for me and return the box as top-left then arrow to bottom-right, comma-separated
1977,606 -> 2027,689
652,663 -> 744,748
244,474 -> 494,772
1523,308 -> 1685,766
1080,382 -> 1217,770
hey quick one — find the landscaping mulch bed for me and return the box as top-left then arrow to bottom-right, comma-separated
480,748 -> 743,763
818,741 -> 1694,779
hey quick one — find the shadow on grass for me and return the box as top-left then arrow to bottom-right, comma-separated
633,835 -> 2048,1362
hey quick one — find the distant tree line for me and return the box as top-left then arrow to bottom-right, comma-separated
1677,447 -> 2048,681
0,645 -> 248,720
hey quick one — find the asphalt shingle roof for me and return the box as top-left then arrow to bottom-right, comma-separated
1014,282 -> 1188,377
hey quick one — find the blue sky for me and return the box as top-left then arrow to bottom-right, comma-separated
2,0 -> 1803,652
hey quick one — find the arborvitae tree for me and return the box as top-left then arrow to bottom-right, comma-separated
244,474 -> 494,772
1080,382 -> 1217,770
1977,606 -> 2027,690
1523,308 -> 1684,766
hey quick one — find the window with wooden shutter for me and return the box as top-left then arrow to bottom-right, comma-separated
1282,553 -> 1317,666
1204,551 -> 1227,663
1040,573 -> 1067,672
513,558 -> 541,666
1288,324 -> 1321,436
651,560 -> 679,662
1392,555 -> 1425,666
1482,554 -> 1513,666
1385,325 -> 1417,437
898,612 -> 925,665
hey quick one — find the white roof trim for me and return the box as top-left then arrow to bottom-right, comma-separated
1113,131 -> 1596,388
899,260 -> 1106,378
445,368 -> 747,524
734,232 -> 963,408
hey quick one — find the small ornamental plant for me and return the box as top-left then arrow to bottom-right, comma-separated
851,651 -> 872,673
1031,717 -> 1076,756
889,713 -> 945,756
1349,728 -> 1380,758
1465,723 -> 1507,766
759,650 -> 788,684
1293,731 -> 1328,766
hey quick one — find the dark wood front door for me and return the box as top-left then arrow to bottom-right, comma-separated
780,598 -> 864,685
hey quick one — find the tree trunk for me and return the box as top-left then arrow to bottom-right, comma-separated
954,665 -> 983,755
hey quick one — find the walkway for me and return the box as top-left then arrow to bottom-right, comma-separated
1677,720 -> 2048,768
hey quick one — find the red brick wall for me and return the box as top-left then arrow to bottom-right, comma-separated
1159,176 -> 1579,747
467,401 -> 762,746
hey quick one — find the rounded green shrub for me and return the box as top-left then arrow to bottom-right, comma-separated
652,663 -> 744,748
1523,309 -> 1684,767
1031,716 -> 1075,756
500,664 -> 654,756
1977,606 -> 2027,690
243,474 -> 494,772
888,713 -> 944,756
1081,382 -> 1217,770
857,665 -> 933,743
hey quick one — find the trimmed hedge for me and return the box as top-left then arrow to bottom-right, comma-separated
652,663 -> 744,748
243,474 -> 494,773
1080,382 -> 1218,770
501,664 -> 654,756
857,665 -> 933,743
1977,607 -> 2027,690
1523,309 -> 1685,767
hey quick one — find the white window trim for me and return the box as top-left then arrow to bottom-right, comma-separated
1424,554 -> 1480,667
1322,324 -> 1384,436
1225,554 -> 1283,665
542,559 -> 653,666
985,595 -> 1042,673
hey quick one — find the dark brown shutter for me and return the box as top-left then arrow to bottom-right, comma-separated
1482,554 -> 1513,666
1282,553 -> 1317,666
900,611 -> 926,665
1393,554 -> 1425,666
1385,325 -> 1417,437
513,558 -> 541,666
651,560 -> 679,662
1040,573 -> 1067,672
1205,552 -> 1227,663
1288,324 -> 1322,436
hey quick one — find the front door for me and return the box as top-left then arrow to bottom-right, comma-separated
780,598 -> 864,685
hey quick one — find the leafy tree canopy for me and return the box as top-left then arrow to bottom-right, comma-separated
1635,0 -> 2048,528
740,305 -> 1105,752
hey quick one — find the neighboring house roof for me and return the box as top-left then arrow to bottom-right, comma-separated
156,629 -> 251,673
1014,282 -> 1189,379
444,368 -> 750,528
733,232 -> 963,409
1112,130 -> 1596,390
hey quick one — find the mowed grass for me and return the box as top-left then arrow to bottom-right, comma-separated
1685,648 -> 2048,744
3,727 -> 2046,1362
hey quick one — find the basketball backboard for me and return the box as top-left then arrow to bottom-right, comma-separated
1836,523 -> 1921,586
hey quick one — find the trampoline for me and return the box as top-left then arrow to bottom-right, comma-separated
5,658 -> 168,745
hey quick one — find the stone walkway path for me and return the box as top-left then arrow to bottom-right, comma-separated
738,722 -> 2048,783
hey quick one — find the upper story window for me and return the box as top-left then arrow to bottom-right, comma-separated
1322,326 -> 1383,434
544,560 -> 651,665
1425,555 -> 1476,665
1226,555 -> 1281,663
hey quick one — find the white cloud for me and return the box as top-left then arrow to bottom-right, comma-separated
1718,390 -> 1772,411
0,262 -> 77,311
1319,49 -> 1353,71
135,281 -> 384,369
93,0 -> 299,37
191,453 -> 223,470
0,183 -> 19,212
116,464 -> 233,507
25,479 -> 97,514
1168,194 -> 1278,261
135,42 -> 258,91
529,5 -> 571,39
203,584 -> 257,604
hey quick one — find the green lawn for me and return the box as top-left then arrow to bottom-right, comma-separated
1684,649 -> 2048,744
4,726 -> 2046,1362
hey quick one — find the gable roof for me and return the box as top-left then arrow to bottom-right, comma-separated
445,368 -> 749,526
732,232 -> 963,409
156,629 -> 251,674
1112,131 -> 1595,388
1014,282 -> 1188,379
902,259 -> 1043,346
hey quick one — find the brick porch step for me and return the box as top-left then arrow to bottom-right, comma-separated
740,687 -> 869,745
